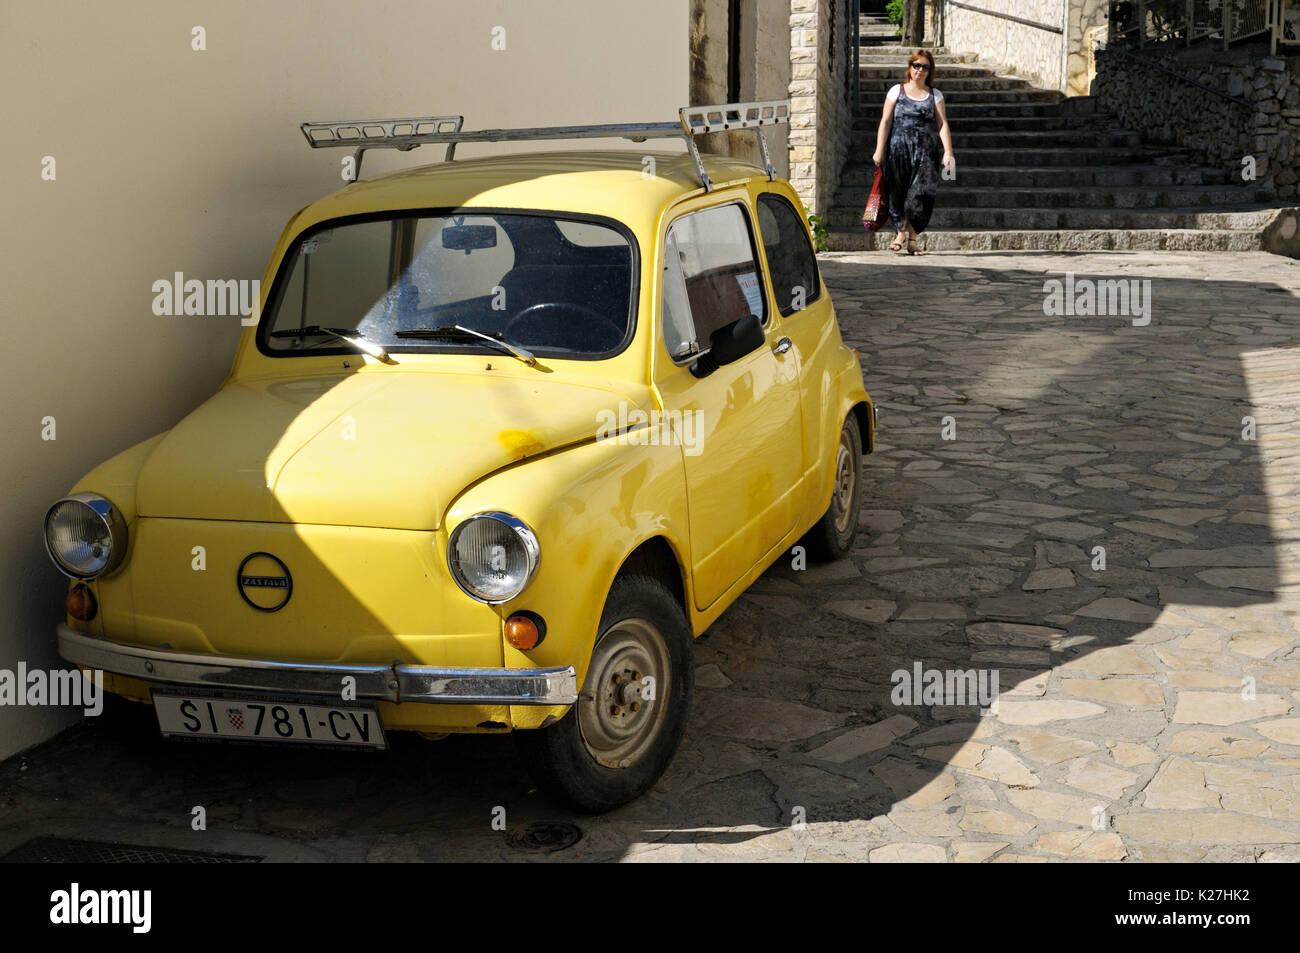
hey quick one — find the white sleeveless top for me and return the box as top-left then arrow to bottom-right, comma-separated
887,84 -> 943,103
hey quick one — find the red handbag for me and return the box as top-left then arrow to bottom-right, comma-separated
861,166 -> 888,231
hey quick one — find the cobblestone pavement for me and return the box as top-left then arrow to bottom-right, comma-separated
2,250 -> 1298,863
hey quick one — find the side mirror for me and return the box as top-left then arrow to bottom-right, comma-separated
690,314 -> 764,378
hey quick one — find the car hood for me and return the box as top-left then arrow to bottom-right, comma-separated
135,371 -> 642,530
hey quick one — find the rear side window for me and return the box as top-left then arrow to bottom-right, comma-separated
661,203 -> 767,361
757,193 -> 821,316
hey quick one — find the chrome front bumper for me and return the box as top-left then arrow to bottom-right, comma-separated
57,625 -> 577,705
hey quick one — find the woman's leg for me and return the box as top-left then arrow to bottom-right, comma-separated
885,143 -> 908,252
907,222 -> 924,255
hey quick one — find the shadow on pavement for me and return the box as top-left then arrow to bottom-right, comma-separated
2,258 -> 1296,861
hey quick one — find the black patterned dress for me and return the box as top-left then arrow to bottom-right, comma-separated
885,85 -> 943,234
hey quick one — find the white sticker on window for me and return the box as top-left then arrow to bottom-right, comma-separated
735,272 -> 762,318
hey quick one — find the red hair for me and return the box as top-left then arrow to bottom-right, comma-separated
901,49 -> 936,88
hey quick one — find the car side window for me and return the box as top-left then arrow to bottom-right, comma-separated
756,193 -> 821,317
661,203 -> 768,362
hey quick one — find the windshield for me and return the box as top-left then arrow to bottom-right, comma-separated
259,211 -> 636,359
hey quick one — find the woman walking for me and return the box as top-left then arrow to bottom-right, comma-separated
872,49 -> 955,255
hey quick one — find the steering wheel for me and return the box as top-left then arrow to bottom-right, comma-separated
504,302 -> 623,351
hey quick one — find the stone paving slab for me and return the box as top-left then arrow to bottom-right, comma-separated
1,250 -> 1297,863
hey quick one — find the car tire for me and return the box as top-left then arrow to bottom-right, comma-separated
802,414 -> 863,561
514,573 -> 694,813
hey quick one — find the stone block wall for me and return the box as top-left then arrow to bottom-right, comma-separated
943,0 -> 1068,91
788,0 -> 854,216
1095,44 -> 1300,199
1066,0 -> 1109,95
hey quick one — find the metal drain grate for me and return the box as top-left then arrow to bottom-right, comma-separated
505,821 -> 583,853
0,836 -> 262,863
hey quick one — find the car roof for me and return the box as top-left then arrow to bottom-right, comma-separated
293,150 -> 776,232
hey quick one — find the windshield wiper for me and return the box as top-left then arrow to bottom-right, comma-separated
395,324 -> 537,367
271,325 -> 388,361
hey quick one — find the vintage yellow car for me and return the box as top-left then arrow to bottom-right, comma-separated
44,101 -> 874,812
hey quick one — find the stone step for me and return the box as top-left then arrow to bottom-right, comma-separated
824,227 -> 1268,252
943,129 -> 1145,149
858,57 -> 974,67
841,150 -> 1197,172
833,185 -> 1274,211
857,64 -> 1002,78
854,114 -> 1098,132
830,54 -> 1295,256
861,101 -> 1068,118
914,146 -> 1190,166
859,89 -> 1064,104
837,164 -> 1232,188
826,205 -> 1284,230
857,46 -> 965,57
858,75 -> 1038,91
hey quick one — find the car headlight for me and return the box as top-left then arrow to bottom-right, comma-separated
447,511 -> 540,604
44,492 -> 128,579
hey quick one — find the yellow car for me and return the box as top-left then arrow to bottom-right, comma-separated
44,101 -> 874,812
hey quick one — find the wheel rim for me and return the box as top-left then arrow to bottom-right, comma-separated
577,618 -> 671,769
832,429 -> 856,535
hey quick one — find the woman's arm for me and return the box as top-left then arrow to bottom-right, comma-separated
935,98 -> 955,170
872,96 -> 896,167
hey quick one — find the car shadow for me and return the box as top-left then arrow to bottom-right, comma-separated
2,257 -> 1295,862
638,257 -> 1298,850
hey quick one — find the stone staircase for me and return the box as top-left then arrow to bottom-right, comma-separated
827,40 -> 1297,253
859,11 -> 898,47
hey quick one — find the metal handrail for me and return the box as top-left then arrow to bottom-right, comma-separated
1110,0 -> 1282,55
301,100 -> 791,191
1096,43 -> 1255,109
943,0 -> 1063,34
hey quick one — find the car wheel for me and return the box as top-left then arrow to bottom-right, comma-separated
802,414 -> 863,561
515,573 -> 693,813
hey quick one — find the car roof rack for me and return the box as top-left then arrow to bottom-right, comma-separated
299,100 -> 790,192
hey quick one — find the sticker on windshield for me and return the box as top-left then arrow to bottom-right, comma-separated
735,272 -> 762,318
300,232 -> 333,255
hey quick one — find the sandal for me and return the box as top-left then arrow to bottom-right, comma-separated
907,238 -> 924,256
888,234 -> 905,252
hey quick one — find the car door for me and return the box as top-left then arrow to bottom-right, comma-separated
654,199 -> 803,611
753,189 -> 841,515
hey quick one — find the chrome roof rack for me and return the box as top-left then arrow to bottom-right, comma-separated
300,100 -> 790,191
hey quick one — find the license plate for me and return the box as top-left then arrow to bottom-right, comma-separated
152,690 -> 387,749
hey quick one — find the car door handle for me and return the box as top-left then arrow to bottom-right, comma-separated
773,337 -> 792,355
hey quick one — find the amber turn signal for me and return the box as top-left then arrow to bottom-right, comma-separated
66,583 -> 98,621
504,611 -> 546,650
